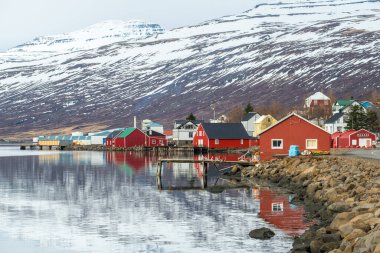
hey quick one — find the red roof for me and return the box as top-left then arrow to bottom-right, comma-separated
164,130 -> 173,136
339,129 -> 356,139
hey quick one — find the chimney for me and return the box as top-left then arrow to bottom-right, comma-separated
134,116 -> 137,128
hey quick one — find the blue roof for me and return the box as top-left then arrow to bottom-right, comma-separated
360,101 -> 374,109
148,122 -> 162,127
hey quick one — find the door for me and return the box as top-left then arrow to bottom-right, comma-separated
358,138 -> 371,148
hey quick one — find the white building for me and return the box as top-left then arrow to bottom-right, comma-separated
172,120 -> 204,146
141,119 -> 164,134
324,113 -> 348,133
241,112 -> 261,136
332,100 -> 366,114
210,115 -> 228,123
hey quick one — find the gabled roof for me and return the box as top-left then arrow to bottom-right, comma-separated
325,113 -> 344,124
118,128 -> 136,138
201,123 -> 251,139
144,130 -> 165,137
255,115 -> 276,123
148,122 -> 163,127
307,92 -> 330,101
242,112 -> 259,121
175,120 -> 204,125
107,129 -> 124,139
258,112 -> 331,136
335,100 -> 354,106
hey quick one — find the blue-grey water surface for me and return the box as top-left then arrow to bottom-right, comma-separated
0,146 -> 310,253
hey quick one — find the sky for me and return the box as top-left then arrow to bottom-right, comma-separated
0,0 -> 254,51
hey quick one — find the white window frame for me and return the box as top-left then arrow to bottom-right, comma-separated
152,139 -> 156,144
306,139 -> 318,149
215,139 -> 219,145
198,131 -> 202,136
272,202 -> 284,212
240,139 -> 244,144
271,139 -> 283,149
352,139 -> 357,146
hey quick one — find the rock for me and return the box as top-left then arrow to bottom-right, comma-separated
349,213 -> 374,225
249,228 -> 275,240
328,202 -> 351,213
352,203 -> 375,213
307,182 -> 321,198
374,208 -> 380,218
331,212 -> 356,230
326,188 -> 340,202
329,250 -> 343,253
374,244 -> 380,253
364,217 -> 380,227
352,230 -> 380,253
319,241 -> 340,252
344,229 -> 366,241
339,223 -> 354,238
310,240 -> 322,253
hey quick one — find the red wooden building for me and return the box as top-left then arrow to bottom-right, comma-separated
114,128 -> 146,148
259,113 -> 331,160
105,129 -> 125,148
193,123 -> 258,149
332,129 -> 376,148
144,130 -> 168,147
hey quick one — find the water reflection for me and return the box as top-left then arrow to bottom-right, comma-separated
0,150 -> 310,253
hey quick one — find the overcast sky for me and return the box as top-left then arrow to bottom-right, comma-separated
0,0 -> 254,51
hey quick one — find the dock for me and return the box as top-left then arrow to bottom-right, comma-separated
156,158 -> 255,177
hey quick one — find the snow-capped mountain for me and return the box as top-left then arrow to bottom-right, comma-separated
0,0 -> 380,136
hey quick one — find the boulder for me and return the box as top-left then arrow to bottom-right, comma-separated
310,240 -> 322,253
344,229 -> 366,241
331,212 -> 356,230
352,230 -> 380,253
249,228 -> 275,240
339,223 -> 354,238
349,213 -> 374,225
328,202 -> 351,213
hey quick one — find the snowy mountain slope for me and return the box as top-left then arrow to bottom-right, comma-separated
0,0 -> 380,136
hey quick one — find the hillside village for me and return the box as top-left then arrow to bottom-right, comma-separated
31,91 -> 380,160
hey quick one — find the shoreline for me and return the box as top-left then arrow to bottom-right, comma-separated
241,156 -> 380,253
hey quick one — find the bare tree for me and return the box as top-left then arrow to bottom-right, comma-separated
226,105 -> 244,123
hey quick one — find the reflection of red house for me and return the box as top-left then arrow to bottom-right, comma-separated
332,129 -> 376,148
106,152 -> 147,172
259,113 -> 331,160
193,123 -> 258,149
259,189 -> 310,236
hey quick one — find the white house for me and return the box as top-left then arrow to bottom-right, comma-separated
141,119 -> 164,134
332,100 -> 366,114
241,112 -> 261,136
172,120 -> 204,146
324,113 -> 348,133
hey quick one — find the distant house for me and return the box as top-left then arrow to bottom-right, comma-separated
89,129 -> 120,145
193,123 -> 258,149
360,101 -> 375,109
144,130 -> 167,147
259,113 -> 331,160
241,112 -> 261,136
332,100 -> 366,114
141,119 -> 164,134
164,130 -> 173,140
173,120 -> 204,146
105,129 -> 125,147
332,129 -> 376,148
324,112 -> 348,133
210,115 -> 228,123
253,115 -> 277,137
304,92 -> 332,116
114,128 -> 147,148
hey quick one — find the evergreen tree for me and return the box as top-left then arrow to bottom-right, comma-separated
186,113 -> 196,121
344,105 -> 367,130
244,103 -> 254,115
366,110 -> 380,132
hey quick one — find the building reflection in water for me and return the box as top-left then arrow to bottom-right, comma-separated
0,151 -> 311,253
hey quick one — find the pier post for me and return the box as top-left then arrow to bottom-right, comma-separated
156,161 -> 162,177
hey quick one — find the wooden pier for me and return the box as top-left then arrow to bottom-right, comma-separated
156,158 -> 255,177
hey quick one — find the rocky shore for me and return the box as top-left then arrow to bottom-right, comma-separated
241,156 -> 380,253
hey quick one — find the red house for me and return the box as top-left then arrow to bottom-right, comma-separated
333,129 -> 376,148
114,128 -> 146,148
144,130 -> 168,147
259,113 -> 331,160
105,129 -> 124,147
193,123 -> 258,149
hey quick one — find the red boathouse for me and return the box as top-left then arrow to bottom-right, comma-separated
114,128 -> 146,148
259,113 -> 331,160
144,130 -> 168,147
333,129 -> 376,148
193,123 -> 258,149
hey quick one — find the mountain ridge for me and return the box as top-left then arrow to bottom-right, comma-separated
0,0 -> 380,137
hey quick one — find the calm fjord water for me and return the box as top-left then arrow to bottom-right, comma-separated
0,146 -> 309,253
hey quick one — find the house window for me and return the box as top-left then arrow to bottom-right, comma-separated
159,140 -> 163,144
272,203 -> 284,212
215,139 -> 219,145
337,126 -> 342,132
306,139 -> 318,149
189,132 -> 193,138
152,140 -> 156,144
267,118 -> 271,123
198,131 -> 202,136
241,139 -> 244,144
352,140 -> 357,145
271,139 -> 283,149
